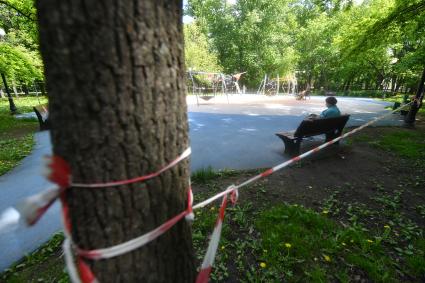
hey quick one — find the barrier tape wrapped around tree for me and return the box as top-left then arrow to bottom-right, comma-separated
0,102 -> 413,283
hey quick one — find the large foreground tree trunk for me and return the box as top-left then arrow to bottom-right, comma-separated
36,1 -> 196,282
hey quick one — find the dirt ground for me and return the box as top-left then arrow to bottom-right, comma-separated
192,119 -> 425,282
194,124 -> 425,228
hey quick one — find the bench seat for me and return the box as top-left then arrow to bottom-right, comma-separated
276,115 -> 350,155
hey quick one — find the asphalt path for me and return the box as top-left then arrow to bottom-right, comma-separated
0,95 -> 404,270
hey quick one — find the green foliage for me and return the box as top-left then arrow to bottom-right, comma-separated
184,23 -> 222,72
0,0 -> 38,45
187,0 -> 425,92
0,42 -> 42,82
372,130 -> 425,159
0,0 -> 42,85
187,0 -> 298,86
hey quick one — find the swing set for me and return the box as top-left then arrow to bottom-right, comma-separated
187,70 -> 246,106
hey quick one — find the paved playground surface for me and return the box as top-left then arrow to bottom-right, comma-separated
0,94 -> 404,270
187,94 -> 403,170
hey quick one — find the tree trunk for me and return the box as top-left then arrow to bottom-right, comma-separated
36,1 -> 196,282
22,83 -> 30,96
405,67 -> 425,125
41,82 -> 47,96
1,73 -> 17,114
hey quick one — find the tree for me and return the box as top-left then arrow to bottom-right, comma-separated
184,22 -> 222,72
0,42 -> 41,113
351,0 -> 425,124
36,0 -> 195,281
188,0 -> 298,87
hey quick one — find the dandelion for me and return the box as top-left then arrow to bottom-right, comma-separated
260,262 -> 267,268
285,243 -> 292,249
323,255 -> 331,262
366,239 -> 373,243
322,210 -> 329,214
384,225 -> 390,229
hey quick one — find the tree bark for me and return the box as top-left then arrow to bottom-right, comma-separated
36,1 -> 196,282
405,66 -> 425,125
22,83 -> 30,96
1,73 -> 17,114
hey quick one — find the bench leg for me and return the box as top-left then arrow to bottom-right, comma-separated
326,132 -> 341,144
283,139 -> 301,156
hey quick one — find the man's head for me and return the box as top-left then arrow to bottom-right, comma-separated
325,96 -> 337,107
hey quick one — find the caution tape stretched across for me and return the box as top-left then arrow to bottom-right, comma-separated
0,102 -> 413,283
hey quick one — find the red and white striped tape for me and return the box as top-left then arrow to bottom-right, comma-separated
15,147 -> 191,226
2,102 -> 413,283
63,186 -> 193,283
76,187 -> 194,260
196,194 -> 228,283
72,148 -> 191,188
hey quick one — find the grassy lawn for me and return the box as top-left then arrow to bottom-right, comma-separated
0,96 -> 47,176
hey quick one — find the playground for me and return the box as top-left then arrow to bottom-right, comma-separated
187,94 -> 403,170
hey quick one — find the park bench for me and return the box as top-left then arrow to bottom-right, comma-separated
33,104 -> 49,131
276,115 -> 350,155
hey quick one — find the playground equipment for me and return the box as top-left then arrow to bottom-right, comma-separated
257,74 -> 280,96
281,74 -> 298,95
187,70 -> 246,105
257,74 -> 298,96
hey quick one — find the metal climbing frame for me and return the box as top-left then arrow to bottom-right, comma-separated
187,71 -> 246,106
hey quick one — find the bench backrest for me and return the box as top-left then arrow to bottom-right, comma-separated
294,115 -> 350,138
33,104 -> 49,122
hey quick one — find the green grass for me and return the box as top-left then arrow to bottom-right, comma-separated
372,131 -> 425,159
255,204 -> 397,282
1,233 -> 68,283
0,97 -> 47,132
191,166 -> 238,184
0,134 -> 34,175
2,201 -> 424,282
0,96 -> 46,176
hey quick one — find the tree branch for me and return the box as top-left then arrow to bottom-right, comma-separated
0,0 -> 36,22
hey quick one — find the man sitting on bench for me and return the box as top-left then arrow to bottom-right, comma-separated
308,96 -> 341,119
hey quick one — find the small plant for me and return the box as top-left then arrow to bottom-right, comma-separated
1,232 -> 67,282
191,166 -> 237,184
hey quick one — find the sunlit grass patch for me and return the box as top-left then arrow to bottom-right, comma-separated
0,134 -> 34,176
0,97 -> 47,175
255,204 -> 396,281
373,131 -> 425,159
191,166 -> 238,184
